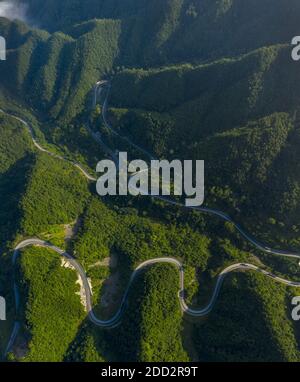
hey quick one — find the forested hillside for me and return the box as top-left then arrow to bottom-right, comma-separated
107,44 -> 300,244
20,0 -> 300,65
1,0 -> 300,363
2,0 -> 300,121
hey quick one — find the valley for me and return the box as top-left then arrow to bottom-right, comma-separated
1,0 -> 300,363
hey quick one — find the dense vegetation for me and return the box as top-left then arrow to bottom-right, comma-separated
73,197 -> 211,269
16,247 -> 85,362
0,0 -> 300,363
0,113 -> 33,355
20,153 -> 90,236
193,272 -> 300,362
106,264 -> 188,362
21,0 -> 300,66
66,325 -> 106,362
0,114 -> 33,247
107,45 -> 300,247
0,17 -> 121,123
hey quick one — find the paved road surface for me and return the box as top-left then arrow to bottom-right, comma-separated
7,238 -> 300,352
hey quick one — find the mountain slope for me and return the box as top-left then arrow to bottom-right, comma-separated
1,0 -> 300,363
18,0 -> 300,65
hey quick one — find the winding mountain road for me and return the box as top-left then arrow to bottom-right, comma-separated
2,81 -> 300,355
93,82 -> 300,260
0,109 -> 96,182
10,239 -> 300,332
